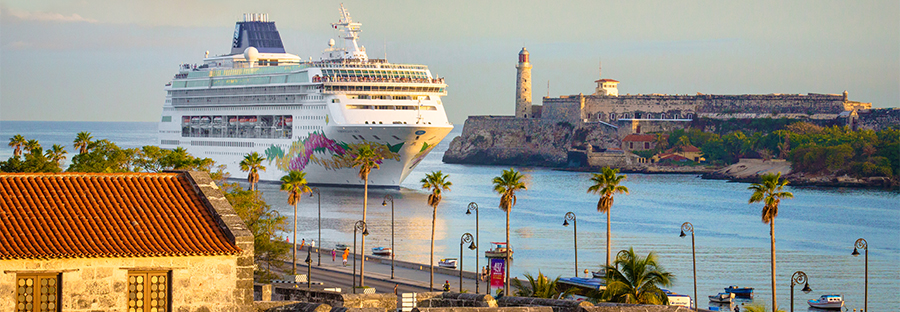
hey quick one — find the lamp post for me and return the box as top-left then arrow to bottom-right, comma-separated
305,248 -> 312,289
563,212 -> 578,276
352,220 -> 368,294
310,187 -> 321,266
466,202 -> 480,293
382,195 -> 395,279
460,233 -> 476,292
680,222 -> 697,311
790,271 -> 812,312
852,238 -> 868,312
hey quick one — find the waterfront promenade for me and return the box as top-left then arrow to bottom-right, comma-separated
281,246 -> 486,294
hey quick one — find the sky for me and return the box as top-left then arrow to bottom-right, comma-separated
1,0 -> 898,124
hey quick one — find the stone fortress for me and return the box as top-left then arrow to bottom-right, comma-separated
443,48 -> 880,168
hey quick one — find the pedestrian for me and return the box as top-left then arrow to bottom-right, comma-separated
733,304 -> 740,312
331,249 -> 336,262
342,248 -> 349,266
393,284 -> 398,295
310,239 -> 315,248
300,238 -> 306,250
442,280 -> 450,292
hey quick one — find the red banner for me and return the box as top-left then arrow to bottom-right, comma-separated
489,258 -> 505,296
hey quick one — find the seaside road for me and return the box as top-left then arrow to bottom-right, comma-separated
278,247 -> 490,294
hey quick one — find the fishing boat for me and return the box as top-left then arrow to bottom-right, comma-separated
485,242 -> 513,258
708,292 -> 735,303
335,244 -> 349,251
371,247 -> 392,256
807,294 -> 844,310
724,285 -> 754,298
438,258 -> 457,269
662,289 -> 692,308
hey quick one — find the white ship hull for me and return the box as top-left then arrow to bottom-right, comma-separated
159,6 -> 453,187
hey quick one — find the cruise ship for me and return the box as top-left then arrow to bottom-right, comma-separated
158,6 -> 453,187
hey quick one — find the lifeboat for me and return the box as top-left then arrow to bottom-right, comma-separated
285,116 -> 293,126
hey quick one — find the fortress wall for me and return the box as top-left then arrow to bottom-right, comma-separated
551,93 -> 848,123
857,108 -> 900,130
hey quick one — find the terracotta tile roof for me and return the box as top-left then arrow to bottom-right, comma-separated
666,145 -> 701,153
595,79 -> 620,83
0,172 -> 241,259
658,153 -> 691,161
622,134 -> 659,142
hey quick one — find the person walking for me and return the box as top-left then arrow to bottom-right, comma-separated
342,248 -> 349,266
442,280 -> 450,292
331,249 -> 336,262
300,238 -> 306,250
310,239 -> 315,248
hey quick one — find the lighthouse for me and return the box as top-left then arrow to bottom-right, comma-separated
516,47 -> 533,118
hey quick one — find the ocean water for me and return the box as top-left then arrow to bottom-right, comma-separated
2,121 -> 898,311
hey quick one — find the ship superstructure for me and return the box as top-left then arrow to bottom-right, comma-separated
159,7 -> 452,187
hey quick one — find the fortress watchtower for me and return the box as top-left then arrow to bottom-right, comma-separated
516,47 -> 533,118
595,79 -> 619,96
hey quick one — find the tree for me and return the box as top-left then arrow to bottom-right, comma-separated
223,183 -> 289,282
74,131 -> 93,154
492,167 -> 527,296
24,139 -> 41,155
748,172 -> 793,312
66,140 -> 137,173
280,170 -> 311,275
511,272 -> 566,298
598,248 -> 673,305
240,152 -> 266,191
8,134 -> 26,157
421,171 -> 452,291
587,167 -> 629,268
351,144 -> 382,286
45,144 -> 67,168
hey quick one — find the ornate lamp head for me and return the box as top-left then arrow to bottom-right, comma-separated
801,282 -> 812,294
852,247 -> 860,257
679,230 -> 686,238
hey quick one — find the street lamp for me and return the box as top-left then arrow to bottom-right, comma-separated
563,212 -> 578,276
680,222 -> 697,311
466,202 -> 480,293
382,195 -> 395,279
790,271 -> 812,312
852,238 -> 868,312
460,232 -> 476,292
352,220 -> 368,293
310,187 -> 321,266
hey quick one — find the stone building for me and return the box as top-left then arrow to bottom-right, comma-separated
0,171 -> 254,312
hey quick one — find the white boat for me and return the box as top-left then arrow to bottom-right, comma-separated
662,289 -> 692,308
159,6 -> 452,187
807,294 -> 844,310
485,242 -> 513,258
335,244 -> 349,251
708,292 -> 734,303
438,258 -> 457,269
371,247 -> 392,256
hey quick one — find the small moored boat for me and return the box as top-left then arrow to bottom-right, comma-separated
708,292 -> 735,303
724,285 -> 754,298
807,294 -> 843,310
438,258 -> 457,269
372,247 -> 392,256
335,244 -> 349,251
485,242 -> 513,258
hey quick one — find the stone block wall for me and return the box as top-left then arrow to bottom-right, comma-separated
616,119 -> 691,139
857,108 -> 900,130
1,255 -> 246,312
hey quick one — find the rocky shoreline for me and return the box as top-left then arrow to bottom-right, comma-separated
558,165 -> 718,175
700,159 -> 898,189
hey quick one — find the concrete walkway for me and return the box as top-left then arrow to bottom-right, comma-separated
291,246 -> 496,294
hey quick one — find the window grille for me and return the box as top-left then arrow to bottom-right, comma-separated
16,274 -> 60,312
128,271 -> 170,312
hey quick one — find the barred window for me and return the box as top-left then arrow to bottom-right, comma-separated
128,271 -> 170,312
16,274 -> 60,312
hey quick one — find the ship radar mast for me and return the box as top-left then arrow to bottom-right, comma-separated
330,4 -> 368,62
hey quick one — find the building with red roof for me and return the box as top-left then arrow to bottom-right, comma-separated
0,171 -> 253,311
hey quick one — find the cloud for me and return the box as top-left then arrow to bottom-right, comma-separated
7,8 -> 98,23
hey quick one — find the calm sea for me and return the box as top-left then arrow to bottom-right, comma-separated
2,120 -> 898,311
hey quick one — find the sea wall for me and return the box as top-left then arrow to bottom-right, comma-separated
442,116 -> 618,167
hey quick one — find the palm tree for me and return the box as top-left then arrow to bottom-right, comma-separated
45,144 -> 67,168
351,144 -> 382,287
748,172 -> 793,312
598,247 -> 674,305
587,167 -> 629,268
240,152 -> 266,191
74,131 -> 93,154
24,139 -> 41,155
510,272 -> 566,298
280,170 -> 311,275
8,134 -> 26,157
421,171 -> 452,291
492,167 -> 527,296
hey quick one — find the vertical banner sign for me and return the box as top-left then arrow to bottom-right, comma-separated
489,258 -> 505,296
